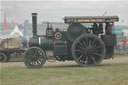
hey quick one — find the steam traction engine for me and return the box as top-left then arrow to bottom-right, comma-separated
24,13 -> 119,68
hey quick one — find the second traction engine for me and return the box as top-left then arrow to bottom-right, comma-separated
24,13 -> 119,68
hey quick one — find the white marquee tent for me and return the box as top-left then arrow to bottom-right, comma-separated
10,25 -> 23,37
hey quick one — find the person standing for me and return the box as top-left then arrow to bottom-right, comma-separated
122,36 -> 127,51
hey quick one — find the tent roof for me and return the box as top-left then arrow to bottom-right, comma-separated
10,24 -> 23,37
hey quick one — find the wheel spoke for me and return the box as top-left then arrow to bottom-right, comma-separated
77,51 -> 83,55
36,61 -> 38,65
25,53 -> 33,60
94,53 -> 103,57
78,46 -> 85,50
92,44 -> 97,48
26,55 -> 31,60
34,49 -> 38,56
38,58 -> 43,61
37,54 -> 42,59
91,38 -> 96,46
85,37 -> 88,46
91,56 -> 96,64
78,41 -> 84,47
37,60 -> 41,64
27,52 -> 33,58
88,40 -> 91,47
77,55 -> 83,60
85,56 -> 88,64
82,41 -> 87,48
94,45 -> 103,49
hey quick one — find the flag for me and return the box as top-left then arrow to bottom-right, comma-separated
4,13 -> 8,30
23,20 -> 29,40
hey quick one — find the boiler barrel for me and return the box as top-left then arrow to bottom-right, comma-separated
29,37 -> 53,50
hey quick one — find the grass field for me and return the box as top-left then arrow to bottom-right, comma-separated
0,55 -> 128,85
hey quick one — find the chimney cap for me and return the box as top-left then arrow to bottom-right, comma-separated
32,13 -> 37,16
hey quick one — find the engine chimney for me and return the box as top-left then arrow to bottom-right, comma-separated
32,13 -> 37,37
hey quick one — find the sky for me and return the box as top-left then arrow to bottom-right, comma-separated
0,0 -> 128,26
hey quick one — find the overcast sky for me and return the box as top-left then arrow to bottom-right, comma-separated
0,0 -> 128,26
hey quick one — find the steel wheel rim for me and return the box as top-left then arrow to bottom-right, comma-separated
24,47 -> 46,68
0,55 -> 4,61
0,53 -> 6,62
72,34 -> 105,66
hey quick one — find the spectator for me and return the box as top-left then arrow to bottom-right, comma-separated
122,36 -> 127,51
105,23 -> 113,34
92,23 -> 98,35
98,23 -> 103,34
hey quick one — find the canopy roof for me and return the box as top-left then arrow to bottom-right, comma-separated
64,16 -> 119,23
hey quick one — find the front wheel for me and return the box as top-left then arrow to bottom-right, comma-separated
24,47 -> 46,69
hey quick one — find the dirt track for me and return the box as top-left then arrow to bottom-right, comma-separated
0,56 -> 128,69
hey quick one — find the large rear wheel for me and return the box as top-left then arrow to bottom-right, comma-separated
72,34 -> 105,67
24,47 -> 46,68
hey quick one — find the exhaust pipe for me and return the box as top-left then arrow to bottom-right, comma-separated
32,13 -> 37,37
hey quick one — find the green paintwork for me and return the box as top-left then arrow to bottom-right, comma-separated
29,37 -> 53,50
53,40 -> 67,56
67,23 -> 86,41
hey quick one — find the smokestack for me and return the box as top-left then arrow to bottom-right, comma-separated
32,13 -> 37,37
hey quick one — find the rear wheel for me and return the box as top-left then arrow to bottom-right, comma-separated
72,34 -> 105,67
24,47 -> 46,68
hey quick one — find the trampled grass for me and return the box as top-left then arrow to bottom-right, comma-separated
0,56 -> 128,85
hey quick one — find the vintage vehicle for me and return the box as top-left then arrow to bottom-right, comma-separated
0,38 -> 25,62
24,13 -> 119,68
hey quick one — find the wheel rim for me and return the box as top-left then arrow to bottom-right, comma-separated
0,53 -> 7,62
0,55 -> 4,62
24,47 -> 46,68
72,34 -> 105,66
